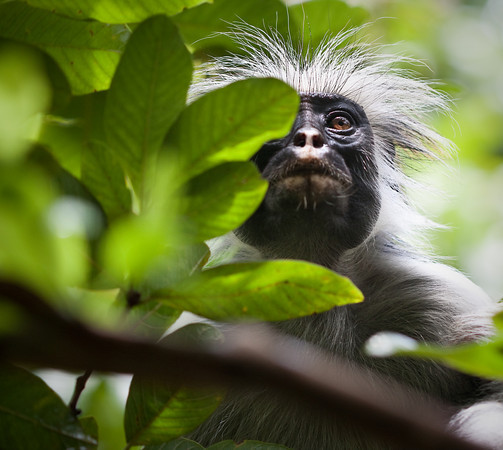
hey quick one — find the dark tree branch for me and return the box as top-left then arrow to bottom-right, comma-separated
0,280 -> 491,450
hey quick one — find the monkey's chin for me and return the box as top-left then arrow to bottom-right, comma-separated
267,174 -> 350,212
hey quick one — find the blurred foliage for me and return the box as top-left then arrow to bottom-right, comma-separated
0,0 -> 502,448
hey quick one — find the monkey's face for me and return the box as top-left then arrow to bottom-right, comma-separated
237,94 -> 381,263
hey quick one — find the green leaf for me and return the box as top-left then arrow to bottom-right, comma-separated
98,160 -> 185,286
23,0 -> 211,23
100,215 -> 171,285
0,364 -> 97,449
156,261 -> 363,321
125,300 -> 181,339
81,141 -> 132,221
104,15 -> 192,204
402,336 -> 503,380
0,3 -> 128,95
79,378 -> 127,450
365,330 -> 503,380
183,162 -> 267,242
166,78 -> 299,182
173,0 -> 291,52
124,324 -> 223,445
79,416 -> 99,443
39,92 -> 108,179
0,42 -> 51,161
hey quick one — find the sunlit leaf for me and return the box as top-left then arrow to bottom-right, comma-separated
166,78 -> 299,182
104,15 -> 192,205
0,364 -> 97,449
0,43 -> 51,161
183,162 -> 267,242
0,2 -> 128,94
156,261 -> 363,321
23,0 -> 211,23
125,324 -> 223,445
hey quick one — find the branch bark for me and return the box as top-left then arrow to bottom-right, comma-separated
0,280 -> 490,450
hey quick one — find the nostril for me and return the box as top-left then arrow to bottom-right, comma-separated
293,128 -> 324,148
312,133 -> 324,148
293,132 -> 306,147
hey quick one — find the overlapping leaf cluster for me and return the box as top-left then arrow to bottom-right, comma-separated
0,0 -> 367,448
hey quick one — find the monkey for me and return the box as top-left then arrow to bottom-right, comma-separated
187,24 -> 503,449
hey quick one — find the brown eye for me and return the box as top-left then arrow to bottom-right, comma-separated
329,116 -> 352,131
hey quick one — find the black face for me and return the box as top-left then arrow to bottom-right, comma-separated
236,93 -> 381,266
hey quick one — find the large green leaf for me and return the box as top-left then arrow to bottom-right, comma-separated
125,324 -> 223,446
23,0 -> 210,23
0,2 -> 128,95
183,162 -> 267,242
104,15 -> 192,204
173,0 -> 291,51
0,364 -> 97,449
81,141 -> 132,221
166,78 -> 299,183
155,261 -> 363,321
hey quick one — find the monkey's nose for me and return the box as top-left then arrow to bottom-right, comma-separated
293,127 -> 324,148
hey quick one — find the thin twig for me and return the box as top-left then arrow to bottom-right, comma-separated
68,369 -> 93,416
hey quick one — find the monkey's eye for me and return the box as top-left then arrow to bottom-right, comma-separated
328,115 -> 352,131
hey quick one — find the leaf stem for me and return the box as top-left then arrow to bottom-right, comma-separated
68,369 -> 93,417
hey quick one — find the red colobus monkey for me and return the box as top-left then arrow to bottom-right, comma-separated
189,24 -> 503,449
